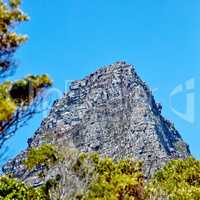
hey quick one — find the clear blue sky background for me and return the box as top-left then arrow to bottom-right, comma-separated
1,0 -> 199,165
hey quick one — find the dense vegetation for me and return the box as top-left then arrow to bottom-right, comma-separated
0,176 -> 47,199
74,153 -> 144,200
146,157 -> 200,200
1,144 -> 200,200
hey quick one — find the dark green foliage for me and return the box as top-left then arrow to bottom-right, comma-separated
40,178 -> 60,199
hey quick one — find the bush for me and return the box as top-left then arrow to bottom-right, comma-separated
146,157 -> 200,200
0,176 -> 46,200
74,153 -> 145,200
9,144 -> 200,200
24,144 -> 58,170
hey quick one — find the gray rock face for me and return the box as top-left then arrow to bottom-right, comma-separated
3,61 -> 190,180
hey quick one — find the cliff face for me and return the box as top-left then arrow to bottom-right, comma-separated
3,61 -> 190,181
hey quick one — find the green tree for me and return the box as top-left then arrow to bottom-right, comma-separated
0,0 -> 52,149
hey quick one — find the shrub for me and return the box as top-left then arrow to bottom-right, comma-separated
74,153 -> 145,200
24,144 -> 58,170
0,176 -> 46,200
146,157 -> 200,200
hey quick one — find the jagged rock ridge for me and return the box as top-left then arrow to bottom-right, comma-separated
3,61 -> 190,181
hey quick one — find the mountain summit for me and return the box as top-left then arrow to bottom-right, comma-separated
3,61 -> 190,180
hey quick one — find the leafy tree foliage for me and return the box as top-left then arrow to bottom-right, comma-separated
0,176 -> 47,200
146,157 -> 200,200
0,75 -> 52,145
81,154 -> 145,200
2,144 -> 200,200
0,0 -> 28,77
0,0 -> 52,149
22,145 -> 145,200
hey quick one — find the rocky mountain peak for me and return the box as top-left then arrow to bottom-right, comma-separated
3,61 -> 190,180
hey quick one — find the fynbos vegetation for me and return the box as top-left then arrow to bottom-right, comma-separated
2,144 -> 200,200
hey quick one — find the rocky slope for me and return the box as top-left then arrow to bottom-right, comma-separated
3,61 -> 190,183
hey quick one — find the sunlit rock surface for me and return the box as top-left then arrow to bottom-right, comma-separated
3,61 -> 190,184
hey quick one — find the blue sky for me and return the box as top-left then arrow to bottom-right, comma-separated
1,0 -> 199,164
